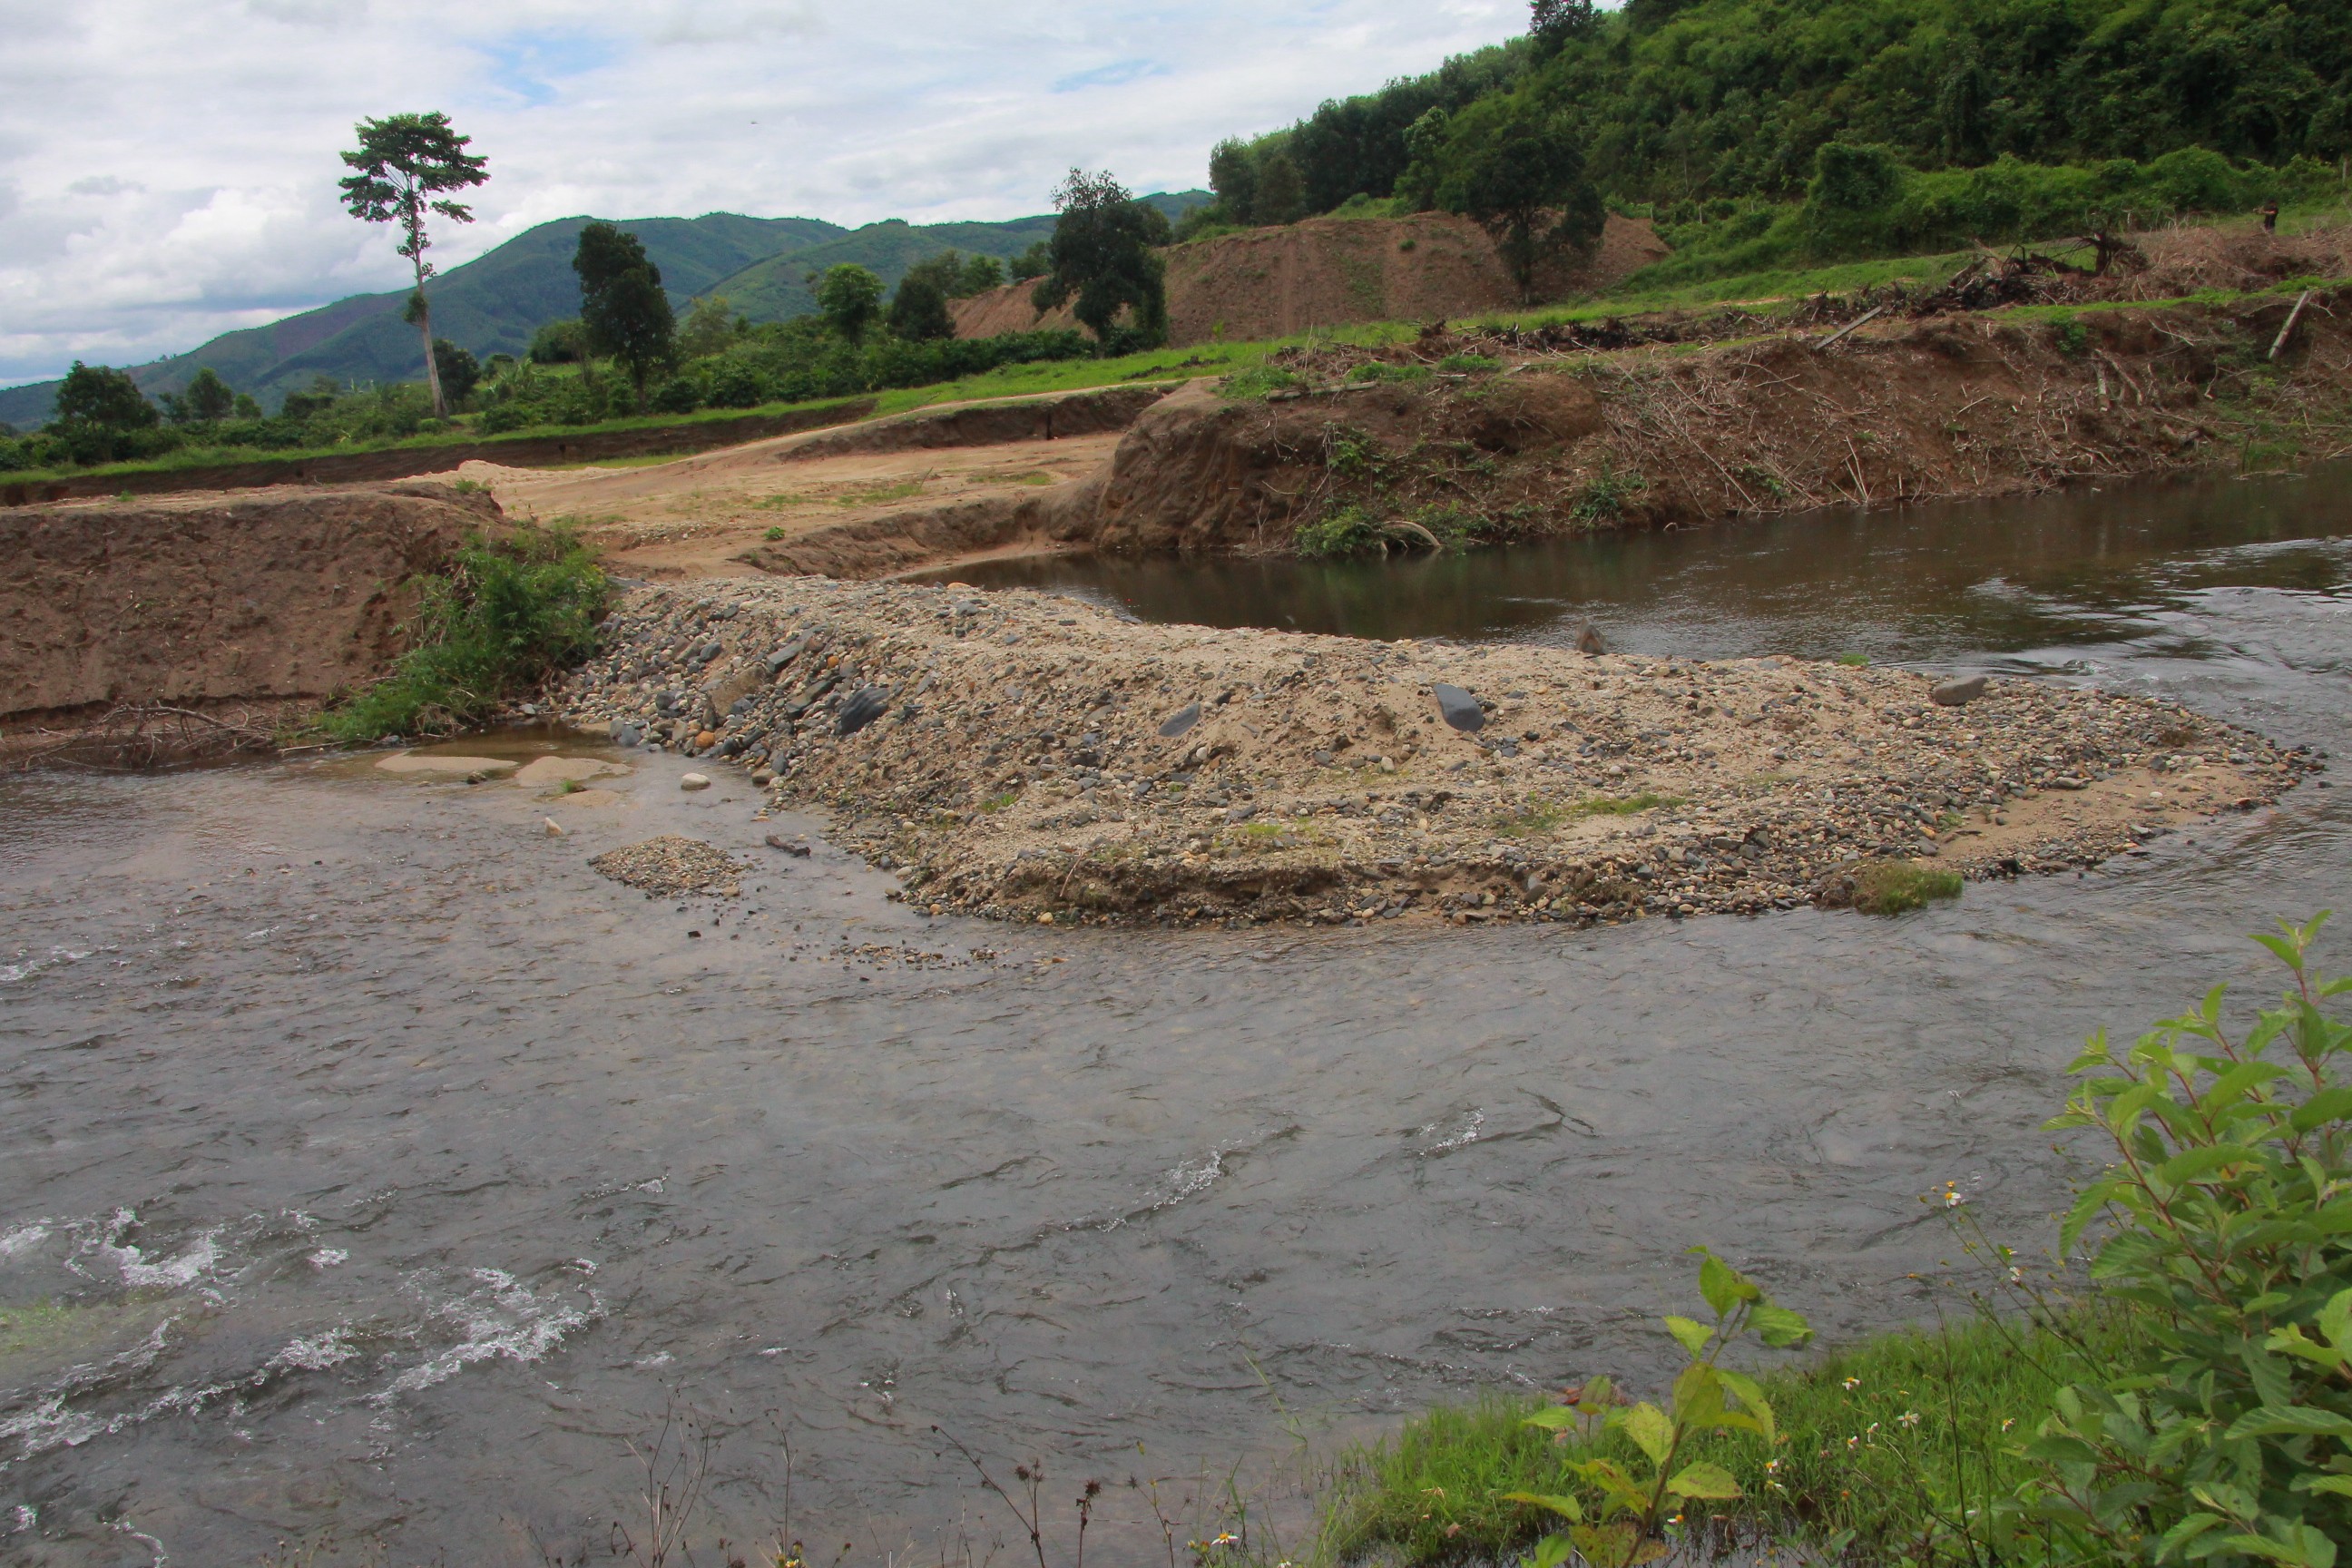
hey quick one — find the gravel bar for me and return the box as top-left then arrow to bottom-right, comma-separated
548,577 -> 2311,929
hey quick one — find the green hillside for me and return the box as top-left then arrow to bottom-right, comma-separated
0,193 -> 1210,429
703,192 -> 1211,322
1199,0 -> 2350,225
0,212 -> 843,427
709,217 -> 1058,321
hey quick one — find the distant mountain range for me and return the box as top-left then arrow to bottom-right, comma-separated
0,191 -> 1209,428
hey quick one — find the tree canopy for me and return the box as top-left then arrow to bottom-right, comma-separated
1206,0 -> 2352,220
53,363 -> 156,431
814,264 -> 886,342
574,222 -> 677,399
1416,93 -> 1606,299
338,112 -> 489,416
886,272 -> 956,342
1030,170 -> 1171,348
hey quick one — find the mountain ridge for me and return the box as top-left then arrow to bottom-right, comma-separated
0,192 -> 1210,427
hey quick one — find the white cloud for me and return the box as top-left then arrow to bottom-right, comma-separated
0,0 -> 1528,386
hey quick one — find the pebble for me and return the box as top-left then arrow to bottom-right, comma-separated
1432,683 -> 1485,732
1932,675 -> 1989,707
680,772 -> 711,791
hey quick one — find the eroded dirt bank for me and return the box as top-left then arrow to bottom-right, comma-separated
480,289 -> 2352,584
549,577 -> 2308,928
1075,290 -> 2352,556
0,480 -> 502,762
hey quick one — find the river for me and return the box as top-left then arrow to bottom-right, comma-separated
5,466 -> 2349,1565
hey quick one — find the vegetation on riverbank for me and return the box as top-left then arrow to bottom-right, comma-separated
321,525 -> 607,740
1317,916 -> 2352,1568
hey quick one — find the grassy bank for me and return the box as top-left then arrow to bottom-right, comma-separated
1313,916 -> 2352,1568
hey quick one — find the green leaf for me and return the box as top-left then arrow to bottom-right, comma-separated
1523,1406 -> 1581,1431
1665,1461 -> 1741,1501
2221,1405 -> 2352,1441
1521,1534 -> 1576,1568
1620,1402 -> 1674,1466
1752,1304 -> 1813,1349
2291,1087 -> 2352,1132
2221,1526 -> 2337,1568
1501,1492 -> 1585,1524
2157,1512 -> 2224,1561
1696,1251 -> 1742,1318
2153,1143 -> 2257,1189
1717,1369 -> 1776,1445
1663,1315 -> 1713,1357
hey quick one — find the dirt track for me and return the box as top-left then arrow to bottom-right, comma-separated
464,386 -> 1172,581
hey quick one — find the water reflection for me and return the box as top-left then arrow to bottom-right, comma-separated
943,466 -> 2352,662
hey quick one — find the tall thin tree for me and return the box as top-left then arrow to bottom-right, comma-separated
338,113 -> 490,416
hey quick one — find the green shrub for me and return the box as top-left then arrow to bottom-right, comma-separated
1295,504 -> 1391,557
1569,465 -> 1648,524
323,526 -> 608,740
1220,364 -> 1303,400
2023,915 -> 2352,1567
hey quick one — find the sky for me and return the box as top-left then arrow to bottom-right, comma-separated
0,0 -> 1530,389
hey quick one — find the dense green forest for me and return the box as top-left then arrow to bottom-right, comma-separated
1192,0 -> 2351,270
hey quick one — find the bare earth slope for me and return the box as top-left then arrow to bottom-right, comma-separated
0,480 -> 502,757
950,213 -> 1671,346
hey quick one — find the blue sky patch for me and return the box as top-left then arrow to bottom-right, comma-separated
1053,59 -> 1169,93
476,31 -> 620,107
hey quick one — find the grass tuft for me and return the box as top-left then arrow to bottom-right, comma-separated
1324,1307 -> 2146,1568
1850,858 -> 1964,916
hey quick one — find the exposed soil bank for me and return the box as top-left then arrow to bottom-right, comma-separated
0,480 -> 501,763
549,577 -> 2307,929
1063,290 -> 2352,558
607,289 -> 2352,584
950,213 -> 1671,345
0,400 -> 876,507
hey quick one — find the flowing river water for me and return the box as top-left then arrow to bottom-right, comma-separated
5,466 -> 2351,1565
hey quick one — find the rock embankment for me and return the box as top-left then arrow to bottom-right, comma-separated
549,578 -> 2310,929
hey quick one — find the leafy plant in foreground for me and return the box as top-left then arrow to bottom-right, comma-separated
324,527 -> 607,740
1505,1249 -> 1813,1567
2014,915 -> 2352,1567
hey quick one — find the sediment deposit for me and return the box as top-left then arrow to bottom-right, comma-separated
550,576 -> 2308,929
0,480 -> 504,761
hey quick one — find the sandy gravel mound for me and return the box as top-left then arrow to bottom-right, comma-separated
0,480 -> 500,739
951,214 -> 1671,348
551,579 -> 2308,930
587,835 -> 748,897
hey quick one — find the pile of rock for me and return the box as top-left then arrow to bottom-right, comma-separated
549,577 -> 2311,928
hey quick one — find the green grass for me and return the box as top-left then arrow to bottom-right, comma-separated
836,478 -> 926,507
2,395 -> 876,487
321,525 -> 608,741
1324,1306 -> 2148,1568
1492,792 -> 1681,837
1850,858 -> 1964,916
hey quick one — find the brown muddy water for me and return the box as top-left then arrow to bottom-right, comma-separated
6,467 -> 2352,1565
